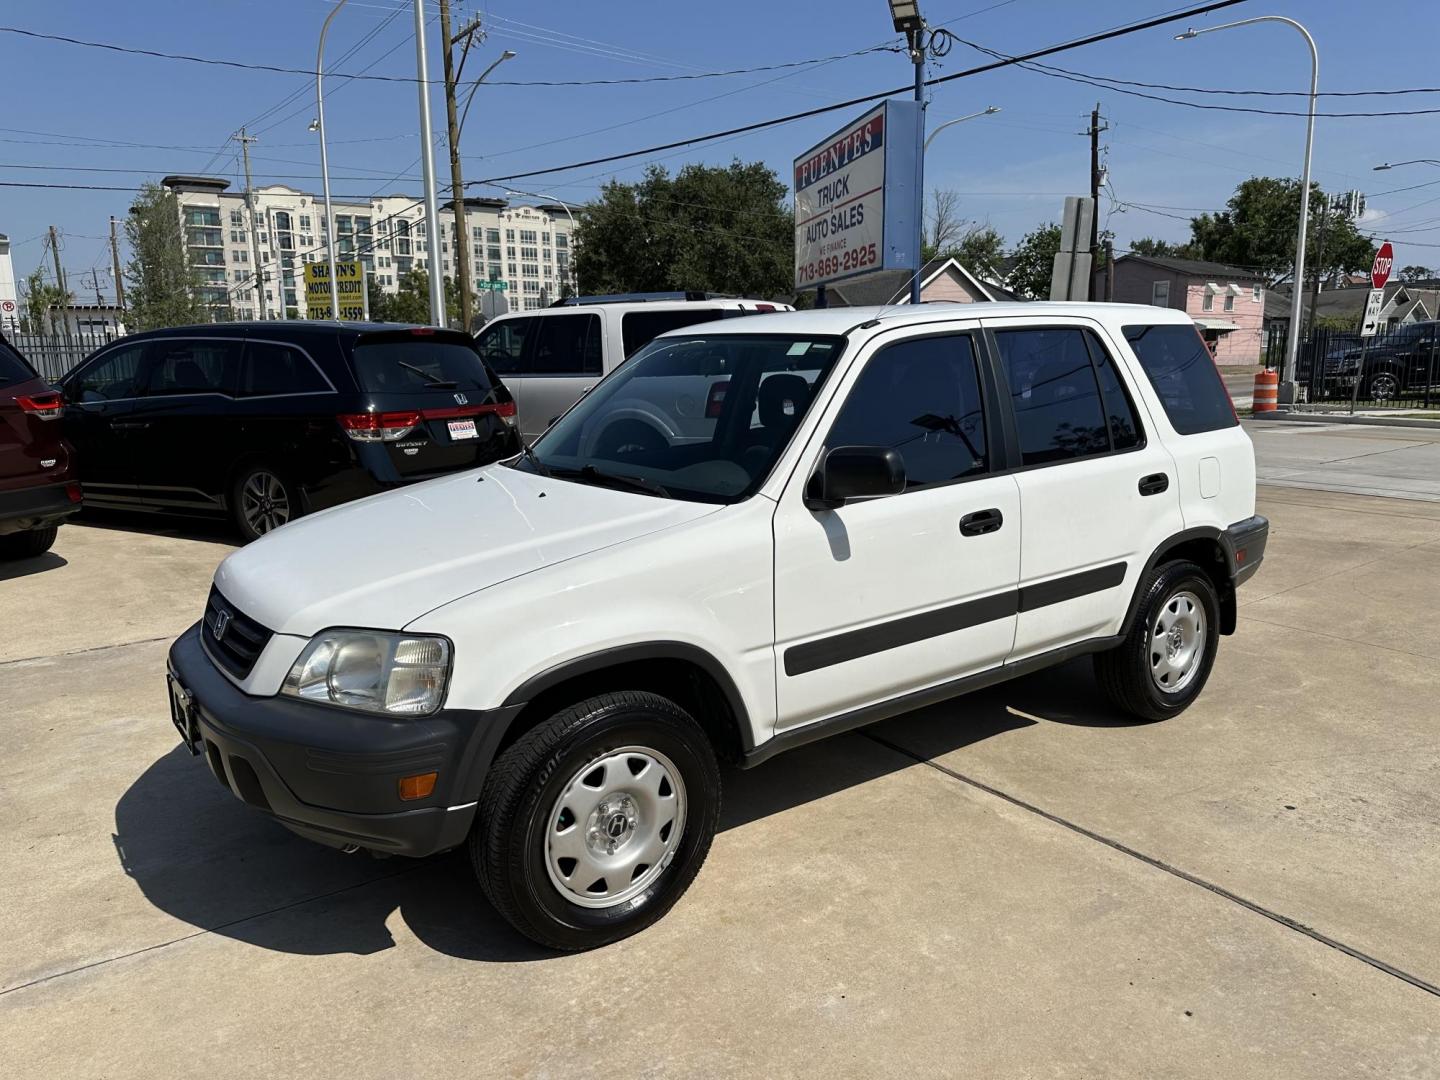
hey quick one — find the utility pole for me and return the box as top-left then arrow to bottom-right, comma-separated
109,215 -> 125,315
1103,236 -> 1116,302
1304,194 -> 1333,348
439,0 -> 482,332
47,225 -> 71,343
236,127 -> 268,321
1086,103 -> 1108,301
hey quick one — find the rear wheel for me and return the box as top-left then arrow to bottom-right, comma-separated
1366,368 -> 1401,401
472,691 -> 720,951
230,464 -> 296,542
0,525 -> 58,560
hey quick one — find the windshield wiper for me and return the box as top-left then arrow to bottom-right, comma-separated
576,464 -> 671,499
395,360 -> 458,389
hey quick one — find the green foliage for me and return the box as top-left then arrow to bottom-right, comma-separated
1399,265 -> 1433,282
124,183 -> 209,330
19,268 -> 71,334
1129,236 -> 1198,259
952,225 -> 1006,278
1187,177 -> 1374,284
1007,223 -> 1062,300
574,161 -> 793,298
1314,313 -> 1360,333
368,268 -> 469,325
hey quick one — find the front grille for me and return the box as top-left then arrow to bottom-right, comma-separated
202,586 -> 273,680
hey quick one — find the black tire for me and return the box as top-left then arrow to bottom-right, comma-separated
230,464 -> 298,543
472,691 -> 721,951
1094,560 -> 1221,722
0,525 -> 58,561
1366,367 -> 1401,402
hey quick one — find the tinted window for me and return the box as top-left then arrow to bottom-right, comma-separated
1083,331 -> 1142,451
828,335 -> 987,488
621,309 -> 724,358
241,342 -> 329,396
351,339 -> 494,394
0,340 -> 35,386
1122,324 -> 1238,435
995,328 -> 1110,466
531,313 -> 602,375
475,317 -> 533,374
145,339 -> 241,396
71,344 -> 146,401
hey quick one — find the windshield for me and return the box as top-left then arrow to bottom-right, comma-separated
517,332 -> 845,503
350,337 -> 495,394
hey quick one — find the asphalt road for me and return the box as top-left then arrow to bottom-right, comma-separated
4,470 -> 1439,1077
1246,418 -> 1440,502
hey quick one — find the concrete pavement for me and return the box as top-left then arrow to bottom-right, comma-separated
1246,417 -> 1440,501
4,490 -> 1440,1078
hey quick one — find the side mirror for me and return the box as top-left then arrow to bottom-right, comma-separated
805,445 -> 905,510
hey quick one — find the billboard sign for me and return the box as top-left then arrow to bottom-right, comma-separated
304,260 -> 366,320
793,100 -> 922,291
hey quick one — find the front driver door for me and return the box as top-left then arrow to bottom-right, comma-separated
60,341 -> 150,509
771,329 -> 1022,730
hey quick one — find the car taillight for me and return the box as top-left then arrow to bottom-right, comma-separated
338,411 -> 422,441
66,483 -> 83,503
705,380 -> 728,419
487,400 -> 517,428
17,392 -> 64,420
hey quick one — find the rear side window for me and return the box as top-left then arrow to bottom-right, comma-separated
994,328 -> 1111,466
1084,332 -> 1143,451
621,309 -> 723,357
0,340 -> 36,386
531,313 -> 602,375
240,342 -> 329,396
145,339 -> 241,396
475,317 -> 533,375
351,339 -> 494,394
71,343 -> 146,401
1122,324 -> 1238,435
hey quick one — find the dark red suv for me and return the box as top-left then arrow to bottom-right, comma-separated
0,334 -> 81,559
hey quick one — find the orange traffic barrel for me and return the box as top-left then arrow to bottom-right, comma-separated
1253,369 -> 1279,413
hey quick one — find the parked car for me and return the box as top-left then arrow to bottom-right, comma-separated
475,292 -> 791,443
166,302 -> 1266,950
0,333 -> 82,559
59,322 -> 519,540
1316,320 -> 1439,401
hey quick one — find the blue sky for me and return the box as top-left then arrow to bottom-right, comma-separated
6,0 -> 1440,298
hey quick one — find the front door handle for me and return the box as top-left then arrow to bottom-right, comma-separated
960,508 -> 1004,536
1139,473 -> 1169,496
111,421 -> 151,431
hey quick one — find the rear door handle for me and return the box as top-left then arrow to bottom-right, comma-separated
1139,473 -> 1169,496
960,508 -> 1004,536
111,421 -> 151,430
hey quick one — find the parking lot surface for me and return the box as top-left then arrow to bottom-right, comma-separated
4,486 -> 1440,1078
1247,417 -> 1440,502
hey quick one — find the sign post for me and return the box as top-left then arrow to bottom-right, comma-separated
304,260 -> 366,321
793,101 -> 922,301
1352,241 -> 1393,412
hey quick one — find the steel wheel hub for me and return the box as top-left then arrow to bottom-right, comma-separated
1150,589 -> 1205,694
544,745 -> 686,909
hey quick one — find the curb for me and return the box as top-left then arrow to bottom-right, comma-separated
1253,410 -> 1440,431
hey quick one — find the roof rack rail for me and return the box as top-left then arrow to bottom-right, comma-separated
549,291 -> 737,307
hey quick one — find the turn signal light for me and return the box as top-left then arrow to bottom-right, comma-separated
398,772 -> 438,801
337,411 -> 422,442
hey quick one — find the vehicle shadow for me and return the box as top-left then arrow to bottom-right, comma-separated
113,658 -> 1136,964
72,507 -> 240,545
0,551 -> 67,581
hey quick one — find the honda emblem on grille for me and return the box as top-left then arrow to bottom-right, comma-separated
214,608 -> 232,642
453,392 -> 468,405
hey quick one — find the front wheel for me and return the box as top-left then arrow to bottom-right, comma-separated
1094,560 -> 1221,722
0,525 -> 58,561
472,691 -> 721,951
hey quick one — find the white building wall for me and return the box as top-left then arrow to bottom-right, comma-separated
0,233 -> 18,331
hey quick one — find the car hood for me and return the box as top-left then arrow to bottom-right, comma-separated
212,464 -> 719,636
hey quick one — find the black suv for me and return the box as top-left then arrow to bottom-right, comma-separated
59,322 -> 519,540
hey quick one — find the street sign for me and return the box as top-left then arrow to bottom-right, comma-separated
1371,241 -> 1394,290
475,280 -> 508,291
304,260 -> 366,320
793,100 -> 922,292
1361,288 -> 1386,338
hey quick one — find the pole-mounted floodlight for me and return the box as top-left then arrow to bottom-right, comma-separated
889,0 -> 923,33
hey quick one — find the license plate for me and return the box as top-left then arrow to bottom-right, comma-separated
448,419 -> 478,441
167,672 -> 201,755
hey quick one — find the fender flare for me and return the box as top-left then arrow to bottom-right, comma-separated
1119,526 -> 1236,639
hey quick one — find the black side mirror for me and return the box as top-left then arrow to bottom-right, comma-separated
805,445 -> 905,510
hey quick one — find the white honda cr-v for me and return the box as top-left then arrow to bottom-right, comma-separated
166,302 -> 1267,950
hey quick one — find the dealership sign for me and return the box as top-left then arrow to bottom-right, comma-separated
304,260 -> 367,320
793,100 -> 921,291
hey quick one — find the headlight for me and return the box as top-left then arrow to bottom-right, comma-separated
281,630 -> 451,715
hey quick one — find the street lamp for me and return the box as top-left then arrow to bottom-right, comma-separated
314,0 -> 349,322
1178,17 -> 1317,388
1374,159 -> 1440,171
459,50 -> 517,137
501,187 -> 580,297
924,105 -> 1000,152
883,0 -> 930,304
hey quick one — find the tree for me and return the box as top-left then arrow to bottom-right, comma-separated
574,160 -> 793,298
1007,223 -> 1061,299
368,268 -> 470,325
1130,236 -> 1198,259
1399,264 -> 1433,282
1187,177 -> 1374,285
124,183 -> 208,330
18,268 -> 70,335
923,189 -> 964,261
953,224 -> 1006,278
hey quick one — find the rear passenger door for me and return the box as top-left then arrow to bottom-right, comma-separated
521,313 -> 604,443
985,320 -> 1184,660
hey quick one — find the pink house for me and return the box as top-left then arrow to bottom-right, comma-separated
1105,255 -> 1266,365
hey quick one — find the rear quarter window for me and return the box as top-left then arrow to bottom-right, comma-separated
1122,324 -> 1238,435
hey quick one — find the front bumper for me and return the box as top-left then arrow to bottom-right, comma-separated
166,623 -> 520,857
0,480 -> 80,536
1222,514 -> 1268,587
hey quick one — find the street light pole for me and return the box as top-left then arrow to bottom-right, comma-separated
923,106 -> 1000,152
412,0 -> 446,326
1178,16 -> 1316,388
502,187 -> 579,297
1373,159 -> 1440,171
315,0 -> 349,321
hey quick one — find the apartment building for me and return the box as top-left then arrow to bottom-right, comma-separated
162,176 -> 575,322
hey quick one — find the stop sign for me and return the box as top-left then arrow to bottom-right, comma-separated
1371,241 -> 1394,290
